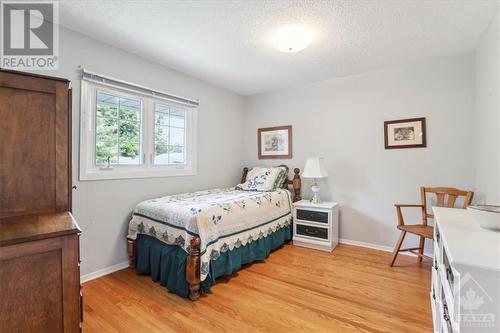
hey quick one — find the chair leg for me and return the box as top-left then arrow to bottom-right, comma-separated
418,236 -> 425,262
390,231 -> 406,267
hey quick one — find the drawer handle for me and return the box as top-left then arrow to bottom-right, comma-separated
305,228 -> 319,235
442,304 -> 453,332
446,267 -> 454,284
443,304 -> 449,321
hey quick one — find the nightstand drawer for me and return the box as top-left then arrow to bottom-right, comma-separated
296,224 -> 328,240
296,209 -> 328,223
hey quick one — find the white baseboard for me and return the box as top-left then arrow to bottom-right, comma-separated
339,238 -> 433,258
80,260 -> 130,283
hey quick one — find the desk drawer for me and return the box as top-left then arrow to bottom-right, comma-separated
296,224 -> 328,240
296,209 -> 328,223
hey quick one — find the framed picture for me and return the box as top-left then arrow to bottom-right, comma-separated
258,125 -> 292,159
384,117 -> 426,149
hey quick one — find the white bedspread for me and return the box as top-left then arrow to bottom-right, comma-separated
127,188 -> 292,281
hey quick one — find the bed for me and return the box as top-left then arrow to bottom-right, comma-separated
126,167 -> 301,300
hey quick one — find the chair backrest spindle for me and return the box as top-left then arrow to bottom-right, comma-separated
420,187 -> 474,225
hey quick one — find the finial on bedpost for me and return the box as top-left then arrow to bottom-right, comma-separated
292,168 -> 302,202
241,167 -> 249,184
187,237 -> 201,301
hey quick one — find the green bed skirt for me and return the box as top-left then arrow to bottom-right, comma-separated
136,224 -> 292,298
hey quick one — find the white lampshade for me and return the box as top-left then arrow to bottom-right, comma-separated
302,157 -> 328,178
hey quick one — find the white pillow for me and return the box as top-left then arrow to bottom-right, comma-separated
236,166 -> 287,191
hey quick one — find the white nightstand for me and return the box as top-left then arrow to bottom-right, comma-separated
292,200 -> 339,252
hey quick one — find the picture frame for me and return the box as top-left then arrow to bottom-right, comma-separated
258,125 -> 292,159
384,117 -> 426,149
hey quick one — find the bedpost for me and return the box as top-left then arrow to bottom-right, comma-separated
127,239 -> 137,268
241,167 -> 249,183
292,168 -> 302,202
186,237 -> 201,301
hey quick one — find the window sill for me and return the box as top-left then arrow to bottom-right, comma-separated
79,166 -> 197,181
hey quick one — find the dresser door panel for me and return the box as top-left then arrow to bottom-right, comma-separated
0,71 -> 70,218
0,247 -> 63,333
0,87 -> 56,217
0,234 -> 80,333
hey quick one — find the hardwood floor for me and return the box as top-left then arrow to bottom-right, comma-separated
82,243 -> 433,332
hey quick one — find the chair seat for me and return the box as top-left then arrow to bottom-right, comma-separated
397,224 -> 434,239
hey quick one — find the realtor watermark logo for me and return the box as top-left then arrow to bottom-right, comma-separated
457,272 -> 497,332
1,1 -> 59,70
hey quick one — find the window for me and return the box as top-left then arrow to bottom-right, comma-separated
154,103 -> 186,165
80,75 -> 198,181
95,91 -> 142,166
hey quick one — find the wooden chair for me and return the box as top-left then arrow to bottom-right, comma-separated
389,187 -> 473,267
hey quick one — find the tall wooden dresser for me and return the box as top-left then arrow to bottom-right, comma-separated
0,69 -> 82,332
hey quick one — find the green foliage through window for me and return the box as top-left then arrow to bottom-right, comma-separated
95,91 -> 142,165
154,104 -> 186,165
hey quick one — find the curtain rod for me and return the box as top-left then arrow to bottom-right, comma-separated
80,67 -> 199,107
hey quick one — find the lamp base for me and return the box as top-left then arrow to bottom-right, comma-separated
310,183 -> 321,204
311,194 -> 321,204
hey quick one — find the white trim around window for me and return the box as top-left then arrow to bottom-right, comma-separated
79,80 -> 198,181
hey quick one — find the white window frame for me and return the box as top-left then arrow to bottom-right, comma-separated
79,80 -> 197,181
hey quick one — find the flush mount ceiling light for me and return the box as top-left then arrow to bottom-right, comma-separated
273,24 -> 314,53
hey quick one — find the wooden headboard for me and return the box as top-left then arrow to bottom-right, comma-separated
241,167 -> 302,202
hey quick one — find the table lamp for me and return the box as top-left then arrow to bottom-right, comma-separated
302,157 -> 328,204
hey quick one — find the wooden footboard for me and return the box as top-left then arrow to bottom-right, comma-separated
127,239 -> 137,268
186,237 -> 201,300
128,236 -> 201,300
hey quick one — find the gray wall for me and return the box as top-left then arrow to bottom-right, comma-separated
243,54 -> 476,251
37,27 -> 245,275
475,10 -> 500,204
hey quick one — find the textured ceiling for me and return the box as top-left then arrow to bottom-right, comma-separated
58,0 -> 499,95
